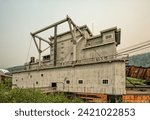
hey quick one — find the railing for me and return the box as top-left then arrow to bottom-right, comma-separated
13,54 -> 128,72
59,54 -> 128,66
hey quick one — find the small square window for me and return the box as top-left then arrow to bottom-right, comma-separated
16,79 -> 18,82
66,80 -> 70,84
41,74 -> 43,77
105,35 -> 112,39
103,80 -> 108,84
78,80 -> 83,84
22,78 -> 23,80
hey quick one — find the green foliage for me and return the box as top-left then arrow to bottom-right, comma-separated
3,77 -> 12,91
126,77 -> 147,85
129,52 -> 150,67
0,86 -> 84,103
0,77 -> 83,103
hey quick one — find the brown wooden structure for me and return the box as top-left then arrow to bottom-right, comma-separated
126,65 -> 150,80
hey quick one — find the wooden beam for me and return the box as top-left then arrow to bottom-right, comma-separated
34,35 -> 50,45
68,19 -> 76,44
39,39 -> 41,67
41,46 -> 50,52
54,26 -> 57,66
32,17 -> 68,35
67,17 -> 85,38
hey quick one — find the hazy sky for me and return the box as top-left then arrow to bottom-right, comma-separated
0,0 -> 150,68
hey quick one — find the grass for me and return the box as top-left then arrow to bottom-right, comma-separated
126,77 -> 147,86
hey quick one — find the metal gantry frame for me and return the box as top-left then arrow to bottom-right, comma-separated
30,15 -> 86,67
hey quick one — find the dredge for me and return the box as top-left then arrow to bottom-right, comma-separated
12,16 -> 127,101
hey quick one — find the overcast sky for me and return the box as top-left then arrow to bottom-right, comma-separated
0,0 -> 150,68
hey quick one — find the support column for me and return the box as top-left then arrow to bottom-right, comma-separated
39,39 -> 41,67
54,26 -> 57,66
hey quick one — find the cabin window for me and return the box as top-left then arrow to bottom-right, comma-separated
105,34 -> 112,39
66,80 -> 70,84
43,55 -> 50,61
103,80 -> 108,84
41,74 -> 43,77
78,80 -> 83,84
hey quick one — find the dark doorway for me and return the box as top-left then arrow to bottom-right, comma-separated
51,82 -> 57,90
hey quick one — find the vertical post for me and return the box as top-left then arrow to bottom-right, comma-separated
54,25 -> 57,66
73,44 -> 76,62
39,39 -> 41,67
73,27 -> 77,62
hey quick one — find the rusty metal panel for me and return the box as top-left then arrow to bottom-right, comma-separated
141,68 -> 147,79
130,66 -> 136,78
144,68 -> 150,80
137,67 -> 144,79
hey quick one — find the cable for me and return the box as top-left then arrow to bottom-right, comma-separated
119,45 -> 150,55
118,39 -> 150,52
118,42 -> 150,54
25,36 -> 33,63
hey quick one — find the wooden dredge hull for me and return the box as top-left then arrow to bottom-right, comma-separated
11,16 -> 150,103
12,60 -> 126,96
12,63 -> 150,103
